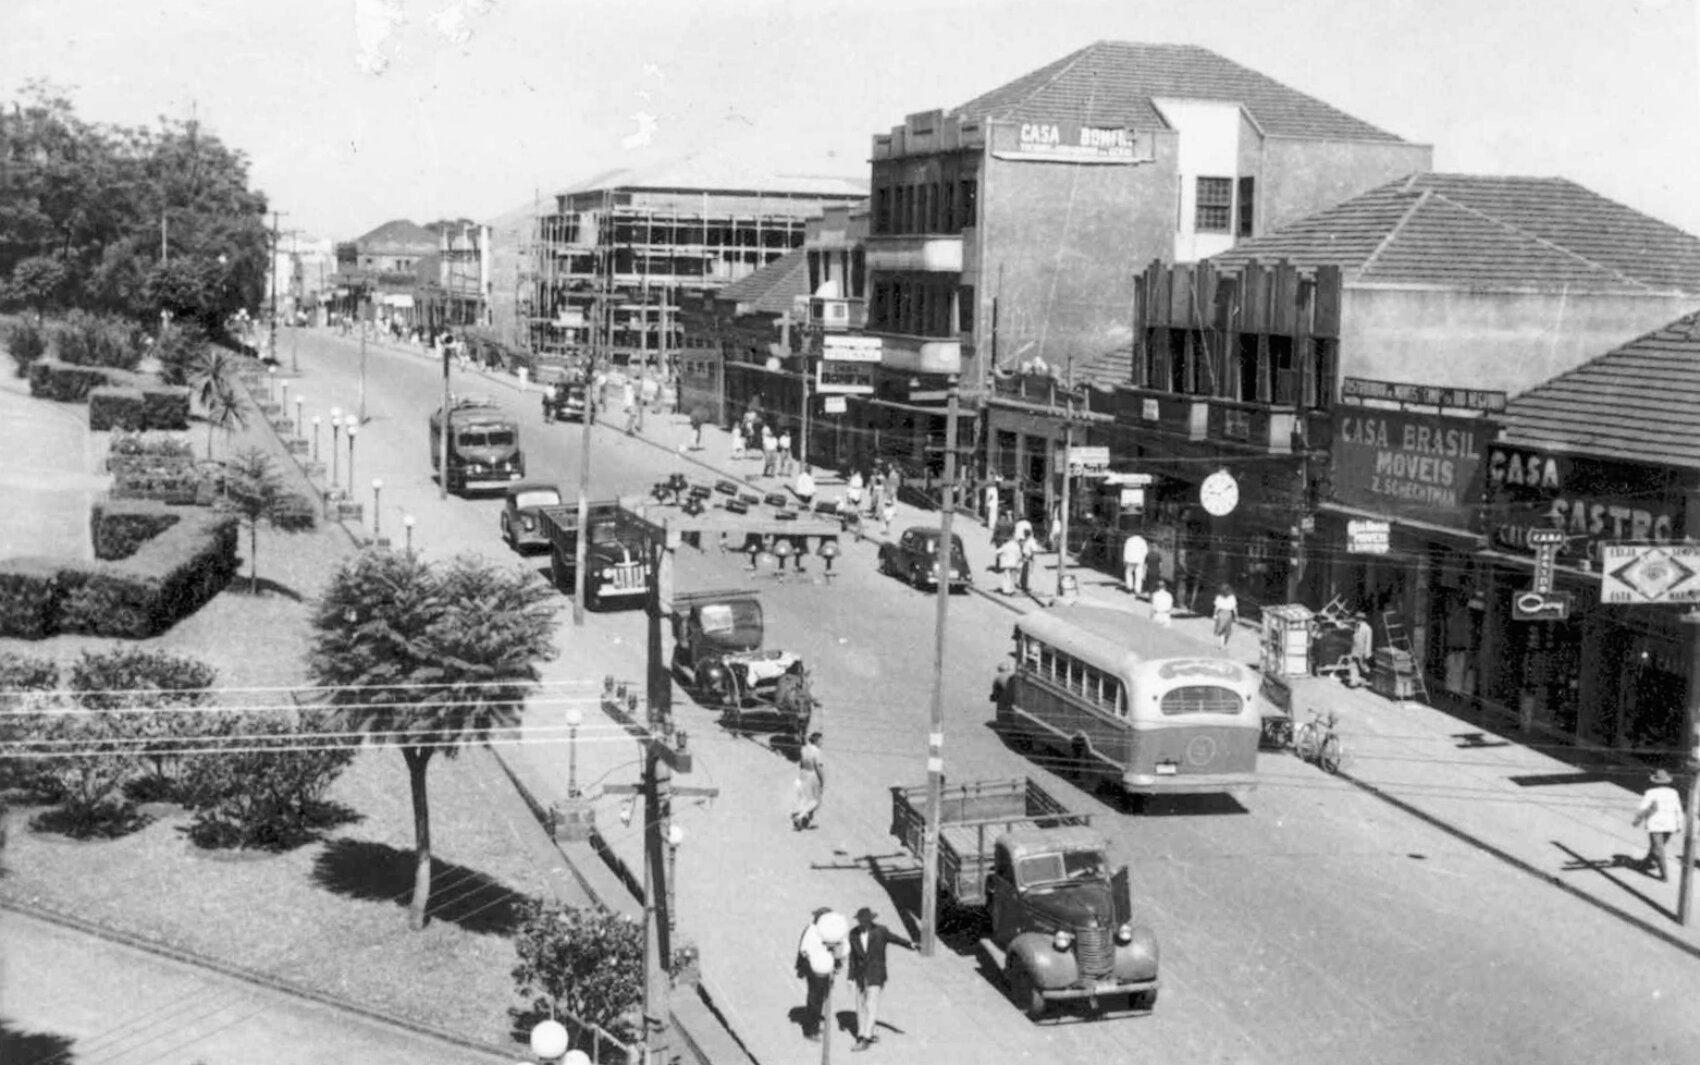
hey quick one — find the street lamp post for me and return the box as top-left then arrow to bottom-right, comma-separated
371,478 -> 384,544
565,703 -> 583,797
329,407 -> 343,491
347,419 -> 359,489
403,514 -> 415,556
279,379 -> 289,418
811,910 -> 850,1065
359,295 -> 369,424
311,416 -> 321,462
267,364 -> 276,404
666,823 -> 685,934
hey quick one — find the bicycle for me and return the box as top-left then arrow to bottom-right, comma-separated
1292,709 -> 1344,774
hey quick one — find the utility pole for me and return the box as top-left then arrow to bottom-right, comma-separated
602,518 -> 717,1065
1057,381 -> 1075,599
268,211 -> 285,364
1678,608 -> 1700,924
799,314 -> 812,468
359,290 -> 369,424
919,377 -> 961,956
160,214 -> 168,264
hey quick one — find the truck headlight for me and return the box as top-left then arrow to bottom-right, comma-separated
600,567 -> 615,579
1115,923 -> 1134,945
1052,930 -> 1074,952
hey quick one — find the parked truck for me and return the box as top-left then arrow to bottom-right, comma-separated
536,501 -> 650,611
428,395 -> 525,495
889,777 -> 1159,1020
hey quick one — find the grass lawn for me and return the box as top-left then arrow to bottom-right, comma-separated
1,366 -> 568,1051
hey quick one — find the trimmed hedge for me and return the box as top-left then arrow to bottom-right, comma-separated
140,385 -> 190,430
91,500 -> 182,561
0,509 -> 238,640
89,386 -> 146,431
30,358 -> 112,402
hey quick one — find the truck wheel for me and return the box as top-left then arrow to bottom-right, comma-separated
1129,988 -> 1158,1012
1007,963 -> 1047,1021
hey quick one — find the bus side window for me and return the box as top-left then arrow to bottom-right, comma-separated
1111,679 -> 1127,717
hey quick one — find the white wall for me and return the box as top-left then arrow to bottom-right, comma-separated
1151,98 -> 1243,264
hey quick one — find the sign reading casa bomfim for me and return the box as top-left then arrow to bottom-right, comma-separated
1329,410 -> 1489,528
1481,445 -> 1686,557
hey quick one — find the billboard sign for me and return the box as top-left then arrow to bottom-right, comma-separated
1483,446 -> 1683,557
1513,590 -> 1574,621
1329,411 -> 1489,528
1347,519 -> 1391,554
816,361 -> 875,395
995,121 -> 1156,164
1063,446 -> 1110,475
822,335 -> 882,362
1599,544 -> 1700,604
1341,376 -> 1507,413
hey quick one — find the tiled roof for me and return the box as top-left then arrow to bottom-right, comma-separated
718,249 -> 808,316
1499,311 -> 1700,468
952,41 -> 1407,142
1073,346 -> 1134,391
1208,174 -> 1700,295
352,219 -> 438,250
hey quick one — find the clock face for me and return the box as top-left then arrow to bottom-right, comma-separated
1200,470 -> 1239,517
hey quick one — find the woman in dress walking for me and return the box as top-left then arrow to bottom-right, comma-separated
1212,584 -> 1239,651
792,732 -> 825,830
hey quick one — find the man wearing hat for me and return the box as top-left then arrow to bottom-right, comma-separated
1632,769 -> 1685,881
847,906 -> 913,1051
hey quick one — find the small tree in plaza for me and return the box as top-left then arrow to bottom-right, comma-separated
308,550 -> 559,930
66,649 -> 220,800
178,709 -> 357,850
221,447 -> 316,593
511,901 -> 644,1041
190,347 -> 246,458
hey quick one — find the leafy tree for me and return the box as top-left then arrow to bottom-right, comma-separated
0,654 -> 60,856
511,902 -> 644,1040
153,319 -> 209,386
221,447 -> 316,593
3,315 -> 49,377
308,550 -> 559,929
179,709 -> 356,850
53,309 -> 140,370
200,377 -> 249,459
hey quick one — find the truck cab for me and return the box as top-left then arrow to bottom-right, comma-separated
983,827 -> 1159,1019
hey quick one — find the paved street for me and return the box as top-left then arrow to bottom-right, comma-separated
282,328 -> 1700,1065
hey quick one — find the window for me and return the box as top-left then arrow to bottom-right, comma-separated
1196,177 -> 1232,233
1160,686 -> 1243,716
958,285 -> 974,335
1237,176 -> 1255,238
959,179 -> 977,227
1235,333 -> 1260,402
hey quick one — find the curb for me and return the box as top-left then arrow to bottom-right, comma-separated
0,896 -> 518,1062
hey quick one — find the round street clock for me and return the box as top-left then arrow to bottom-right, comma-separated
1200,469 -> 1239,517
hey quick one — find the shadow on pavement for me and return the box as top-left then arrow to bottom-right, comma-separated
0,1022 -> 76,1065
1551,840 -> 1671,920
311,838 -> 531,935
226,576 -> 307,602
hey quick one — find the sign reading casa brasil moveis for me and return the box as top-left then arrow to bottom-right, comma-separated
1329,411 -> 1489,528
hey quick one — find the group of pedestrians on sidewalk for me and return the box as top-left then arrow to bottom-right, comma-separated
796,905 -> 915,1051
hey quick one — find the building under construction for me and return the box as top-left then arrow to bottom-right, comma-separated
518,163 -> 866,365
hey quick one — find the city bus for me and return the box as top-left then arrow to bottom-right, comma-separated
993,602 -> 1262,796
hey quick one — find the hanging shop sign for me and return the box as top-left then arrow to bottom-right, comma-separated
822,335 -> 883,362
815,361 -> 875,395
1483,446 -> 1683,558
822,395 -> 847,415
1599,543 -> 1700,604
994,121 -> 1157,164
1347,519 -> 1391,554
1513,590 -> 1574,621
1341,376 -> 1507,413
1142,398 -> 1160,422
1062,446 -> 1110,476
1329,411 -> 1488,528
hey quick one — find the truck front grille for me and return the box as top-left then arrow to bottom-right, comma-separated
1074,925 -> 1112,979
613,564 -> 644,590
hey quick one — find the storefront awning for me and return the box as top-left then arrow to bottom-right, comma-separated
866,396 -> 950,417
985,394 -> 1115,423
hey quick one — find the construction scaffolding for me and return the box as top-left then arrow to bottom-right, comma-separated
524,187 -> 860,365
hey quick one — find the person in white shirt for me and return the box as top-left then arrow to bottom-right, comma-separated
793,468 -> 817,508
996,536 -> 1023,595
1122,533 -> 1150,596
1149,579 -> 1174,627
1633,769 -> 1685,881
796,907 -> 847,1042
778,429 -> 794,476
1211,584 -> 1239,651
984,478 -> 1001,532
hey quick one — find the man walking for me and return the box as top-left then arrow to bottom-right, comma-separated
1632,769 -> 1684,881
1122,531 -> 1150,596
778,428 -> 794,477
761,426 -> 779,477
848,906 -> 913,1051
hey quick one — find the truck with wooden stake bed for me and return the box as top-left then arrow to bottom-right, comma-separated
536,501 -> 651,611
889,777 -> 1159,1020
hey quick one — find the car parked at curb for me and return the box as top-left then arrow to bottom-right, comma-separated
878,525 -> 972,591
501,482 -> 564,553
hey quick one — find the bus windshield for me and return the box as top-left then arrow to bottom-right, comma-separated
458,428 -> 515,448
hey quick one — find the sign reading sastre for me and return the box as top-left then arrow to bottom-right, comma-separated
1329,411 -> 1488,528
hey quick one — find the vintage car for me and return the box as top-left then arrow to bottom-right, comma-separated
541,375 -> 589,423
877,526 -> 973,591
670,589 -> 817,741
500,482 -> 565,553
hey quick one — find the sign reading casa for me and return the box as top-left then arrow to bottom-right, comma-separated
999,121 -> 1155,164
1482,445 -> 1683,555
1329,411 -> 1488,527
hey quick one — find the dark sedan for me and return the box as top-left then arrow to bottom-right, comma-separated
877,526 -> 972,591
500,482 -> 563,553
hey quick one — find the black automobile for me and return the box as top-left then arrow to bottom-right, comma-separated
500,482 -> 563,553
878,525 -> 972,591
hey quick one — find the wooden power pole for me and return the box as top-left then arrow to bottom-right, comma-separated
920,378 -> 962,956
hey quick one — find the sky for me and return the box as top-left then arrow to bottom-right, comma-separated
6,0 -> 1699,243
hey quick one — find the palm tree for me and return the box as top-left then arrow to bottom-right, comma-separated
308,551 -> 559,930
223,448 -> 315,593
190,348 -> 243,458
